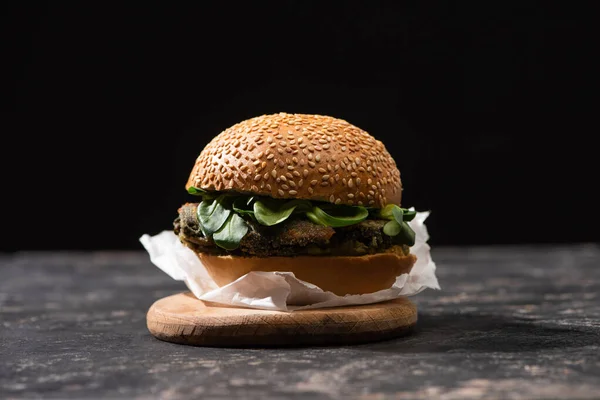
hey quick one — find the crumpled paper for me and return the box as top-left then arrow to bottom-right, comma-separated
139,210 -> 440,311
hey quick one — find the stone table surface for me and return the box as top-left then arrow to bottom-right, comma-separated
1,244 -> 599,399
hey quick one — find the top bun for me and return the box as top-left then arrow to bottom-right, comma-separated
186,112 -> 402,208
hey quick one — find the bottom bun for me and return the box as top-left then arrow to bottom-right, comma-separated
196,249 -> 417,296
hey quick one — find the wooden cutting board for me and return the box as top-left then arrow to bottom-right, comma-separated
146,292 -> 417,347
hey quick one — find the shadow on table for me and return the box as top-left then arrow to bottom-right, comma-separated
360,312 -> 599,353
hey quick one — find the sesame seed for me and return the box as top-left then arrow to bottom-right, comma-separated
298,179 -> 303,187
267,153 -> 274,160
266,184 -> 272,190
348,179 -> 354,188
356,178 -> 361,185
318,168 -> 327,174
335,198 -> 341,204
289,190 -> 298,195
320,181 -> 329,186
278,189 -> 285,196
347,193 -> 354,199
308,161 -> 316,168
315,154 -> 321,162
308,187 -> 314,194
289,181 -> 296,188
286,173 -> 293,179
251,185 -> 259,191
310,180 -> 318,186
303,169 -> 309,177
254,175 -> 261,181
280,175 -> 287,182
330,195 -> 335,202
281,184 -> 289,190
322,175 -> 330,180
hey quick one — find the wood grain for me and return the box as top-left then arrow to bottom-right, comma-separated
146,292 -> 417,347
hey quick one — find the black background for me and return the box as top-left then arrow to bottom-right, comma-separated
3,2 -> 597,251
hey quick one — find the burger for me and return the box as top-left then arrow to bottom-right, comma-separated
173,112 -> 418,296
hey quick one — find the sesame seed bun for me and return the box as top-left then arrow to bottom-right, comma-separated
197,249 -> 417,296
186,112 -> 402,208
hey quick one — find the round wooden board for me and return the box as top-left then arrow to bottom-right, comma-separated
146,292 -> 417,347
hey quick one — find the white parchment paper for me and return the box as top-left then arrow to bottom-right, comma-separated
139,210 -> 440,311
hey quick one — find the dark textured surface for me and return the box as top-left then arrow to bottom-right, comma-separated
1,245 -> 599,399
